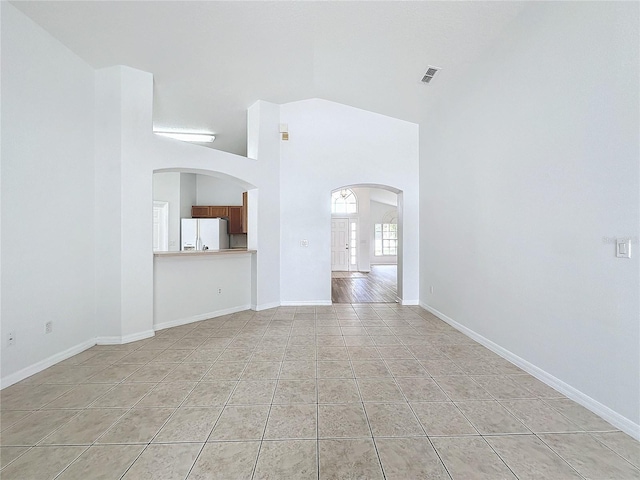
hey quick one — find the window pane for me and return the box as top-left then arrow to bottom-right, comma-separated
331,189 -> 358,214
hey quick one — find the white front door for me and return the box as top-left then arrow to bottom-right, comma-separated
331,217 -> 349,271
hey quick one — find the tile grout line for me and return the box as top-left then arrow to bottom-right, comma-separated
181,314 -> 258,479
372,309 -> 455,480
585,432 -> 640,471
3,304 -> 637,479
57,335 -> 195,479
345,307 -> 387,479
315,308 -> 321,480
249,307 -> 286,480
532,433 -> 589,480
4,337 -> 177,475
106,320 -> 225,480
123,313 -> 253,479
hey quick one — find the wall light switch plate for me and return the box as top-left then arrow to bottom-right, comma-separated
300,239 -> 309,247
616,238 -> 631,258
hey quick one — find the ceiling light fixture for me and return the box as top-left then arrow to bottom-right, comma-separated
154,131 -> 215,143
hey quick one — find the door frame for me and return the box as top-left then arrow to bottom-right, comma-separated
348,218 -> 359,272
153,201 -> 169,252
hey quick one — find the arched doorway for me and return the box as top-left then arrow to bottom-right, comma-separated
330,184 -> 403,303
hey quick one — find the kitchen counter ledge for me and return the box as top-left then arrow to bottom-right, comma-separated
154,249 -> 256,257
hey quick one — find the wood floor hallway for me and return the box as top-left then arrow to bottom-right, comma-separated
331,265 -> 397,303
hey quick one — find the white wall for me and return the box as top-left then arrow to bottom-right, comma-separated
370,199 -> 398,265
94,68 -> 122,341
179,173 -> 197,221
95,67 -> 278,346
98,76 -> 283,341
420,2 -> 640,434
196,174 -> 245,206
0,6 -> 420,388
280,99 -> 419,304
153,172 -> 181,251
1,3 -> 96,385
154,254 -> 253,329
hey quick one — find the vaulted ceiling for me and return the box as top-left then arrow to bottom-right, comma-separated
12,1 -> 525,155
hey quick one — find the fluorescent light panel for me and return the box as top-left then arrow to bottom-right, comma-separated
154,131 -> 215,143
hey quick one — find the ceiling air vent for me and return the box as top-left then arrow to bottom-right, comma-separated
421,66 -> 441,84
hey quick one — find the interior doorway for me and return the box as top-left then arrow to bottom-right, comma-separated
331,217 -> 349,271
330,185 -> 400,303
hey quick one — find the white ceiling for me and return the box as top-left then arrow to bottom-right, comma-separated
368,188 -> 398,207
12,1 -> 525,156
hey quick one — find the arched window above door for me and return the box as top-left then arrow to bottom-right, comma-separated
331,188 -> 358,214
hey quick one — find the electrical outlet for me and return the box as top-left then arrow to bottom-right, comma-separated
217,288 -> 222,294
8,331 -> 16,346
45,321 -> 53,334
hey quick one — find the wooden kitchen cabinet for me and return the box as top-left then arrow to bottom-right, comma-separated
191,206 -> 211,218
208,206 -> 229,218
192,206 -> 228,218
228,206 -> 243,234
242,192 -> 248,234
191,194 -> 247,234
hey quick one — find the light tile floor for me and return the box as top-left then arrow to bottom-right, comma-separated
1,304 -> 639,479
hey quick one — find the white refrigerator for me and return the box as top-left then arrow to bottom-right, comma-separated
181,218 -> 229,251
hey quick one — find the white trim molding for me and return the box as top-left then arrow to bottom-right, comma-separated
280,300 -> 333,307
420,302 -> 640,441
154,305 -> 251,331
96,329 -> 155,345
0,339 -> 96,389
400,299 -> 420,306
253,301 -> 281,312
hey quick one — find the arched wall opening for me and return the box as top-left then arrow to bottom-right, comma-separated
152,168 -> 259,331
152,168 -> 257,251
330,183 -> 405,303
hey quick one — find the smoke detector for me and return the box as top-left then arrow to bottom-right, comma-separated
421,65 -> 441,84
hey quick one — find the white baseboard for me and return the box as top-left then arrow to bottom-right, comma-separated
280,300 -> 333,306
401,299 -> 420,306
419,302 -> 640,441
253,301 -> 281,311
95,336 -> 122,345
154,305 -> 251,331
0,338 -> 96,389
123,330 -> 155,343
96,329 -> 155,345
